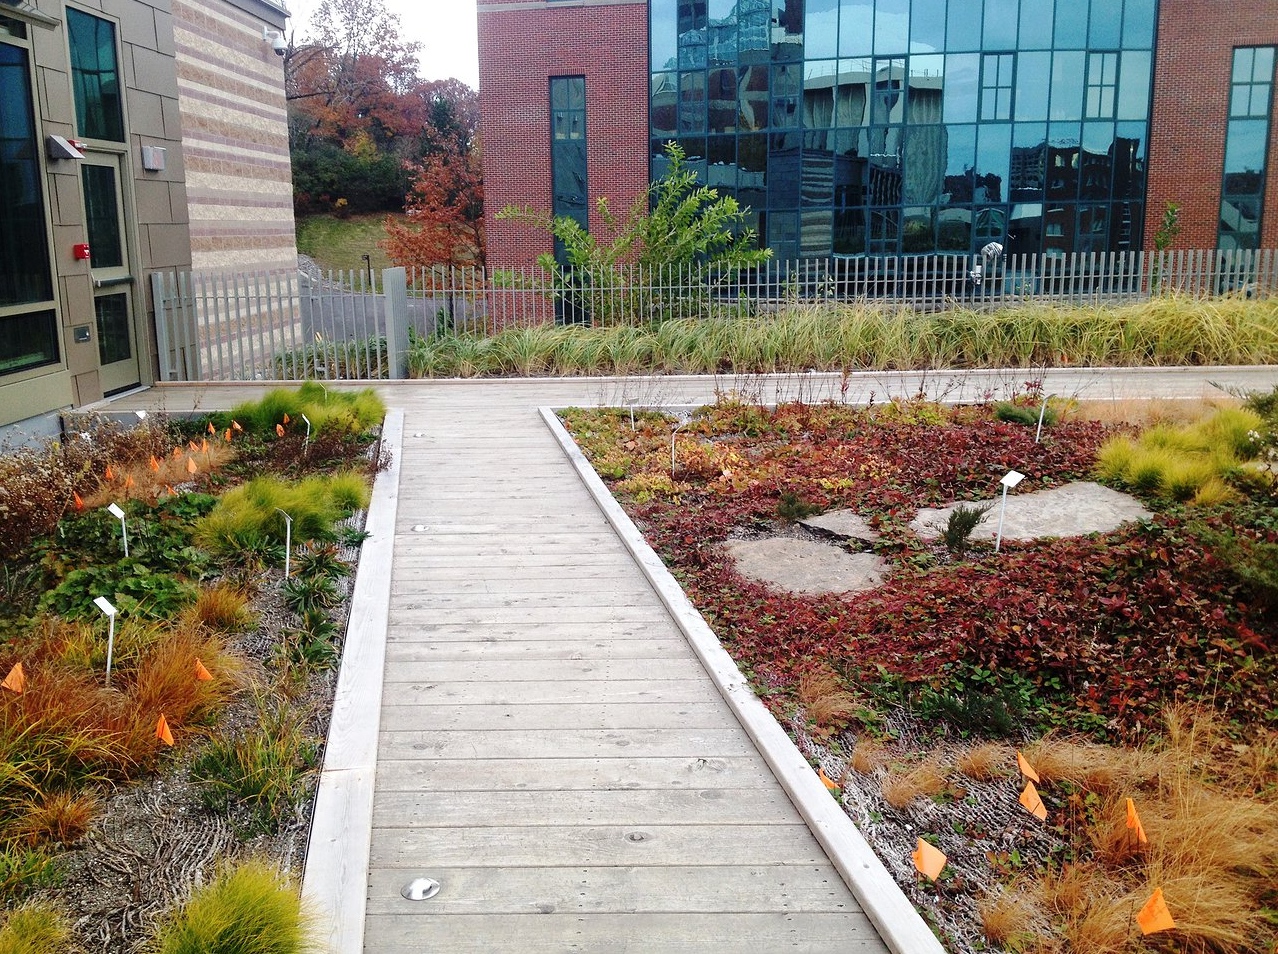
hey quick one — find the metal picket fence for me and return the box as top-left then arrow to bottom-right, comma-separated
150,249 -> 1276,382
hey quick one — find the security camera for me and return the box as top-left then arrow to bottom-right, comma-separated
264,28 -> 287,56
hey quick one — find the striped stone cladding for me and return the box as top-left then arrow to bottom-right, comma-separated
171,0 -> 297,270
478,0 -> 649,267
1146,0 -> 1278,250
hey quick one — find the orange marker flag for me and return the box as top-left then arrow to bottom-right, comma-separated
1016,750 -> 1041,784
188,440 -> 198,451
194,658 -> 213,682
149,455 -> 161,472
156,714 -> 174,746
818,767 -> 839,791
164,485 -> 176,496
231,420 -> 243,432
207,421 -> 216,434
275,423 -> 285,437
173,446 -> 182,458
282,413 -> 290,424
200,438 -> 209,453
186,456 -> 198,475
123,474 -> 135,489
1137,887 -> 1176,935
912,838 -> 947,880
1019,780 -> 1048,821
73,492 -> 84,511
224,429 -> 232,442
2,662 -> 27,694
105,464 -> 115,481
1126,798 -> 1148,845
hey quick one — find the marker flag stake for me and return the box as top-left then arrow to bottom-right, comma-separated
1137,887 -> 1176,935
107,503 -> 128,558
912,838 -> 947,880
93,597 -> 118,688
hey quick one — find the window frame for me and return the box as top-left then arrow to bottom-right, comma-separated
979,52 -> 1015,122
0,29 -> 61,380
1084,51 -> 1119,120
1218,46 -> 1275,251
66,4 -> 126,144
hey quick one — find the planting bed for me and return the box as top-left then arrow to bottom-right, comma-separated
563,389 -> 1278,954
0,384 -> 387,952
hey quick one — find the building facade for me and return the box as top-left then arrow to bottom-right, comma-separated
478,0 -> 1278,265
0,0 -> 295,431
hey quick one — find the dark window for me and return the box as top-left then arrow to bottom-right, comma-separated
82,165 -> 124,269
95,293 -> 131,366
550,76 -> 587,263
1219,48 -> 1274,250
981,53 -> 1014,121
0,39 -> 57,376
67,8 -> 124,142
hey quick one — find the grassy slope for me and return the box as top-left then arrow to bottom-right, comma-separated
295,213 -> 407,274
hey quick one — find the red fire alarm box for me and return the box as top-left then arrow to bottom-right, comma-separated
73,243 -> 91,261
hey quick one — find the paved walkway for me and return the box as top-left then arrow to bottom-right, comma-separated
102,368 -> 1277,953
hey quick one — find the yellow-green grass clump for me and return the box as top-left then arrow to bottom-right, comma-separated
195,471 -> 371,555
0,901 -> 70,954
1096,406 -> 1264,502
221,382 -> 384,438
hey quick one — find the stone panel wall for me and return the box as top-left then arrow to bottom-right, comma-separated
171,0 -> 296,270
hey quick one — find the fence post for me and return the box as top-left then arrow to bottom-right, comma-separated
150,271 -> 173,382
382,266 -> 409,380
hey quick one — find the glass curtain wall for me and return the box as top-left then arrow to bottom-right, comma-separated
650,0 -> 1158,258
1219,47 -> 1275,251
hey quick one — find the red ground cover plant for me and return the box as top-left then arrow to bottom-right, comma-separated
564,399 -> 1276,738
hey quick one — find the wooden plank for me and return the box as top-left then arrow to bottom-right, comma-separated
380,680 -> 710,705
377,727 -> 759,760
381,659 -> 703,683
376,702 -> 735,731
385,621 -> 665,641
372,788 -> 797,828
389,580 -> 659,599
383,638 -> 695,662
364,864 -> 857,915
373,755 -> 773,792
385,608 -> 675,625
367,824 -> 831,868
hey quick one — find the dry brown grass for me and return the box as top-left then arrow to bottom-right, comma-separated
796,666 -> 857,728
850,739 -> 884,775
881,759 -> 948,809
1024,735 -> 1163,793
978,889 -> 1042,951
956,742 -> 1014,781
183,584 -> 258,634
82,439 -> 237,508
10,791 -> 98,847
1064,395 -> 1241,428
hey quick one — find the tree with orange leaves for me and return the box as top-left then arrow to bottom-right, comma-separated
381,140 -> 485,267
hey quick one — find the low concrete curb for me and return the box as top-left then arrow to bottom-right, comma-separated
302,409 -> 403,954
541,406 -> 946,954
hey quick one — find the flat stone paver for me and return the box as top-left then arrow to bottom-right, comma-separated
910,480 -> 1153,541
98,367 -> 1278,952
726,537 -> 888,594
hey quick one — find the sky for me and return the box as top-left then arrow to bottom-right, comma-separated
286,0 -> 481,89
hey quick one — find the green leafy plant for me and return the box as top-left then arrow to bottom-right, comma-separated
776,491 -> 821,522
280,576 -> 341,616
284,610 -> 341,668
39,561 -> 197,621
0,847 -> 60,904
292,542 -> 351,581
994,401 -> 1059,428
149,858 -> 316,954
497,141 -> 771,325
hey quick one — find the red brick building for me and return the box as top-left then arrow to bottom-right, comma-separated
1146,1 -> 1278,250
479,0 -> 1278,265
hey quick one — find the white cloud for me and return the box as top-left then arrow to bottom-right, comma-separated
288,0 -> 479,89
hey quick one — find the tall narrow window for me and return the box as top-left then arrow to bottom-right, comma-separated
0,38 -> 58,376
1219,47 -> 1275,250
67,8 -> 124,142
550,76 -> 588,262
980,53 -> 1014,121
1085,52 -> 1118,119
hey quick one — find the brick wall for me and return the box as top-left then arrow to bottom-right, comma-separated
1147,0 -> 1278,249
171,0 -> 297,270
478,0 -> 649,267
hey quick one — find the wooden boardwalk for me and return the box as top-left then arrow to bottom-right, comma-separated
100,368 -> 1278,953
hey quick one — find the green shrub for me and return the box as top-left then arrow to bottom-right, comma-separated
0,900 -> 70,953
281,576 -> 341,615
195,472 -> 370,558
941,503 -> 991,557
0,846 -> 60,904
151,858 -> 316,954
190,702 -> 319,835
292,542 -> 350,582
221,383 -> 385,439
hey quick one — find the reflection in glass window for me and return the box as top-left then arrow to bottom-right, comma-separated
909,55 -> 944,123
1015,51 -> 1051,120
946,0 -> 981,53
909,0 -> 944,53
944,53 -> 979,122
807,0 -> 838,59
651,0 -> 678,69
981,53 -> 1014,121
550,77 -> 587,262
984,0 -> 1018,50
1085,52 -> 1117,119
1116,50 -> 1151,121
1053,0 -> 1086,50
874,0 -> 908,55
838,0 -> 874,57
1121,0 -> 1156,48
67,9 -> 124,142
1231,47 -> 1275,118
1050,51 -> 1085,120
1019,0 -> 1053,50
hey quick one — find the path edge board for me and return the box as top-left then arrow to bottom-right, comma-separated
302,408 -> 404,953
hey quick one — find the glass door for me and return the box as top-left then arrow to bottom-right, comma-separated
81,153 -> 139,393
